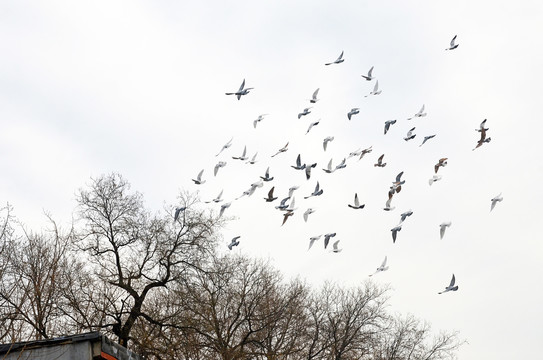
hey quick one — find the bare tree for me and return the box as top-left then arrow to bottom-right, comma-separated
0,213 -> 72,341
372,314 -> 463,360
73,173 -> 222,347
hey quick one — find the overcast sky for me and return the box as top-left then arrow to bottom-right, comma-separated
1,1 -> 542,359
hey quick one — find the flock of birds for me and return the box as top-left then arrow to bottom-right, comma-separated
177,35 -> 503,294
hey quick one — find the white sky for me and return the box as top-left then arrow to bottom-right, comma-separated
1,1 -> 542,359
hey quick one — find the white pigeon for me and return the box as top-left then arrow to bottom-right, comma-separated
490,193 -> 503,212
445,35 -> 459,50
407,105 -> 427,120
438,274 -> 459,294
308,235 -> 322,250
369,256 -> 389,276
214,161 -> 227,176
429,175 -> 442,186
306,120 -> 320,134
323,136 -> 335,151
246,152 -> 258,164
361,66 -> 375,81
285,197 -> 297,212
271,142 -> 289,157
225,79 -> 253,100
309,88 -> 320,103
216,137 -> 233,156
205,190 -> 224,204
347,148 -> 362,159
232,146 -> 248,160
331,240 -> 342,253
323,158 -> 335,173
192,169 -> 206,185
288,186 -> 299,198
325,51 -> 344,65
365,80 -> 382,97
303,208 -> 316,222
384,197 -> 395,211
440,222 -> 452,239
304,182 -> 323,199
253,114 -> 268,129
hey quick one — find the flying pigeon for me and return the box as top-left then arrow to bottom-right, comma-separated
473,127 -> 491,150
282,211 -> 294,226
291,154 -> 306,170
384,120 -> 397,135
347,108 -> 360,120
214,161 -> 227,176
219,202 -> 231,217
399,209 -> 413,223
232,146 -> 248,160
264,187 -> 278,202
348,193 -> 365,209
323,136 -> 334,151
361,66 -> 375,81
304,182 -> 323,199
288,186 -> 299,198
205,190 -> 224,204
225,79 -> 253,100
334,158 -> 347,171
309,88 -> 320,103
440,222 -> 452,239
216,137 -> 233,156
324,233 -> 337,249
306,120 -> 320,134
438,274 -> 459,294
445,35 -> 459,50
192,169 -> 206,185
303,208 -> 316,222
407,105 -> 426,120
384,197 -> 395,211
323,158 -> 335,173
247,152 -> 258,164
253,114 -> 268,128
429,175 -> 442,186
365,80 -> 382,97
308,235 -> 322,250
420,134 -> 437,147
404,127 -> 416,141
490,193 -> 503,212
369,256 -> 389,276
435,158 -> 448,173
359,146 -> 373,160
331,240 -> 342,253
305,163 -> 317,180
260,167 -> 274,182
275,197 -> 291,211
325,51 -> 344,65
271,142 -> 289,157
227,236 -> 240,250
298,107 -> 312,119
391,225 -> 402,243
374,154 -> 386,167
174,206 -> 186,222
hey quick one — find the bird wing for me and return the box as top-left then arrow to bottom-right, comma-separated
337,51 -> 344,61
312,88 -> 319,100
368,66 -> 374,77
396,171 -> 404,183
268,187 -> 275,198
197,169 -> 204,181
238,79 -> 245,92
440,225 -> 446,239
449,274 -> 456,287
381,256 -> 387,267
354,193 -> 359,207
332,240 -> 340,251
373,80 -> 379,92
